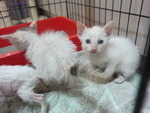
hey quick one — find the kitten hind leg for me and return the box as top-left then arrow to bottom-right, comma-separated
0,96 -> 8,113
34,78 -> 50,93
17,84 -> 47,113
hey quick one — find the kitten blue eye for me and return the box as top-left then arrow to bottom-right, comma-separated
98,39 -> 103,44
85,39 -> 91,44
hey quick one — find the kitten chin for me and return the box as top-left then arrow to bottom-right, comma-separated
85,50 -> 98,56
86,51 -> 101,56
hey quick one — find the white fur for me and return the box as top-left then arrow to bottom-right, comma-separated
77,22 -> 140,83
10,30 -> 78,88
1,24 -> 115,85
13,29 -> 115,85
0,22 -> 116,113
0,65 -> 47,113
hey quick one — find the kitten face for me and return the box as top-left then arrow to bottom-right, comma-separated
80,26 -> 108,54
77,21 -> 113,55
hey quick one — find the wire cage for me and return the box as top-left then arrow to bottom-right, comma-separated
0,0 -> 150,113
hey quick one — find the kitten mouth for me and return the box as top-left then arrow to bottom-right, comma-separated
90,51 -> 97,54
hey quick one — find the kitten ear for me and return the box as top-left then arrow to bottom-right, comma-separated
103,21 -> 113,37
29,21 -> 37,29
76,22 -> 87,36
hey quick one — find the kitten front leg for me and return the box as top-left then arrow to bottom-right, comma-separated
70,61 -> 115,84
17,83 -> 47,113
100,62 -> 117,78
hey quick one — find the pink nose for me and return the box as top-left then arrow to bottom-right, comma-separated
91,48 -> 97,53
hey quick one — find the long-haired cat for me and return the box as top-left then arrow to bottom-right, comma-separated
0,21 -> 114,87
76,21 -> 140,83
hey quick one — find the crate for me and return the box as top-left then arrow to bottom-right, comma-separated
0,16 -> 82,65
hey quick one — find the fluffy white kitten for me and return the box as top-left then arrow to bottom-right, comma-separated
1,24 -> 78,87
0,65 -> 47,113
77,21 -> 140,83
0,21 -> 114,85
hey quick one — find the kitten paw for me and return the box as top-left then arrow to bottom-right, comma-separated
114,76 -> 125,84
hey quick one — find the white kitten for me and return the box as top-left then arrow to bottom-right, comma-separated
77,21 -> 140,83
7,29 -> 78,88
0,65 -> 47,113
0,21 -> 114,85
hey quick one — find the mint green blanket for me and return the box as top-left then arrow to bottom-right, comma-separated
13,73 -> 150,113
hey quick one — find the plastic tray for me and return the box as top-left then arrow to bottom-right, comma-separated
0,17 -> 81,65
